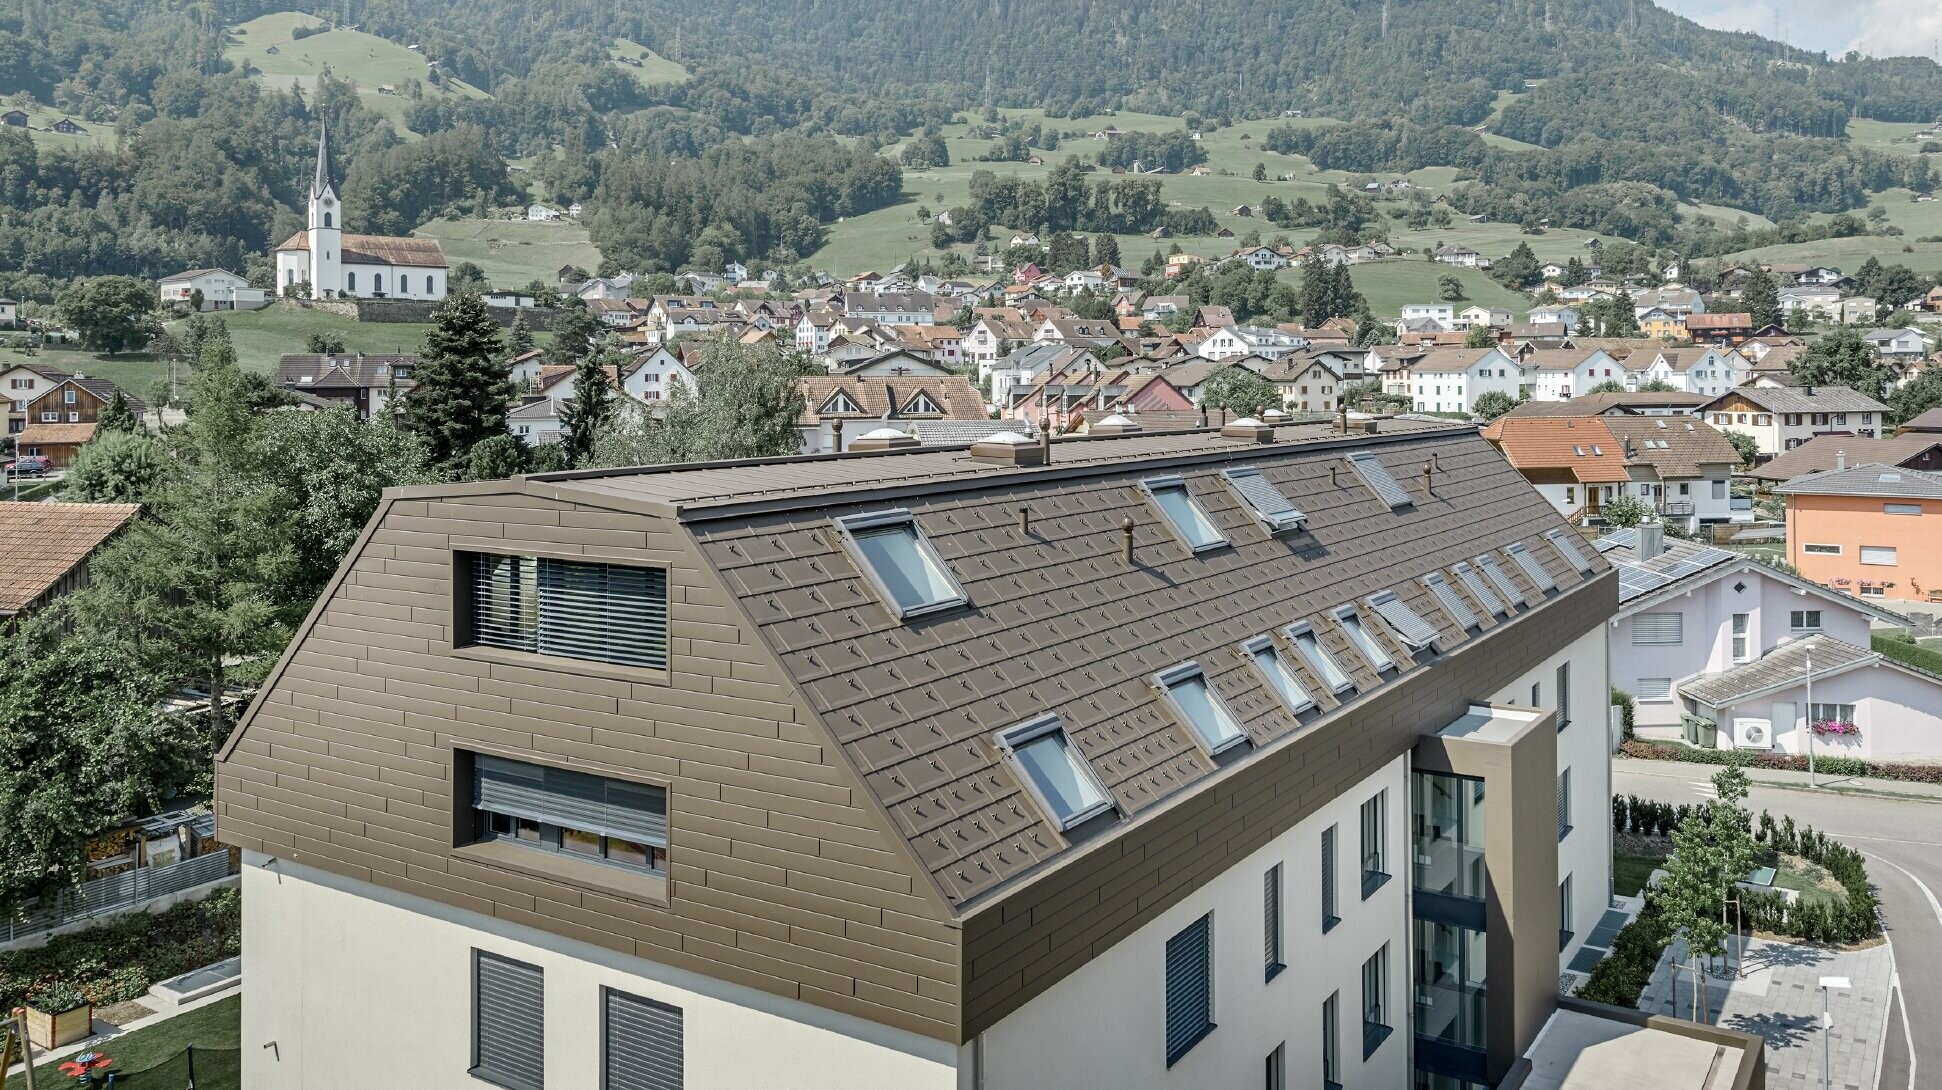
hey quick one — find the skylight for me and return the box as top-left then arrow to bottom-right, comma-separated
1505,542 -> 1557,592
1367,592 -> 1438,650
1345,451 -> 1412,509
1422,573 -> 1479,632
1289,623 -> 1353,693
1244,636 -> 1314,714
1334,608 -> 1395,672
1452,561 -> 1508,618
1143,476 -> 1228,552
1220,467 -> 1306,534
1475,554 -> 1527,608
1545,528 -> 1595,573
998,715 -> 1112,830
1157,664 -> 1249,754
835,510 -> 968,619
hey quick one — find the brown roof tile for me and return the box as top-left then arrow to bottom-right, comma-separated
275,230 -> 448,268
1478,417 -> 1634,482
0,501 -> 139,612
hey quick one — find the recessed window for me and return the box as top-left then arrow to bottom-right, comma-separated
1474,554 -> 1525,608
1360,944 -> 1391,1058
1453,561 -> 1508,618
1264,863 -> 1285,981
1244,637 -> 1314,714
1165,914 -> 1216,1066
1323,992 -> 1342,1088
1557,768 -> 1572,841
472,951 -> 544,1090
603,989 -> 683,1090
1505,543 -> 1556,592
1289,623 -> 1352,693
903,390 -> 943,414
1360,790 -> 1388,899
1221,467 -> 1305,533
1631,612 -> 1683,645
1346,451 -> 1412,509
1334,608 -> 1395,673
997,715 -> 1112,830
1545,528 -> 1595,573
471,754 -> 668,877
1637,677 -> 1672,701
1158,664 -> 1249,754
835,510 -> 968,619
1366,592 -> 1438,651
821,390 -> 863,414
1143,476 -> 1228,552
1423,573 -> 1479,632
1885,503 -> 1922,516
1860,546 -> 1898,566
1802,543 -> 1841,555
1790,609 -> 1822,631
465,554 -> 668,670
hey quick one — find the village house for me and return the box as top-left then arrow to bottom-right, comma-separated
274,353 -> 418,422
1747,432 -> 1942,485
1007,368 -> 1193,431
0,500 -> 141,629
1432,244 -> 1482,268
1684,312 -> 1754,345
1779,460 -> 1942,604
14,377 -> 145,467
2,362 -> 70,436
1860,327 -> 1931,365
1407,348 -> 1522,414
1700,385 -> 1891,457
846,291 -> 938,327
1195,325 -> 1305,362
158,268 -> 268,311
619,344 -> 700,403
795,373 -> 990,453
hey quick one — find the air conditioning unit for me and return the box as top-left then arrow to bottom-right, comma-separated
1732,718 -> 1771,750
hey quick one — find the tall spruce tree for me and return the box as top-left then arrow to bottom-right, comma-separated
559,341 -> 620,468
95,389 -> 138,434
405,292 -> 512,475
504,311 -> 536,360
1741,268 -> 1782,329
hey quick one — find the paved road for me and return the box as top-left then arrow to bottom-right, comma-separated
1615,763 -> 1942,1090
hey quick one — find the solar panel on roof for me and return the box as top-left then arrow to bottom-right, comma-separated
1368,591 -> 1439,649
1453,561 -> 1508,617
1506,542 -> 1556,591
1346,451 -> 1413,509
1545,528 -> 1595,573
1423,572 -> 1480,631
1221,467 -> 1306,533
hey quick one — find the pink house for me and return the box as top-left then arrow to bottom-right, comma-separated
1007,370 -> 1194,433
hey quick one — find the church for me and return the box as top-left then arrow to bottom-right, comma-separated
275,126 -> 449,301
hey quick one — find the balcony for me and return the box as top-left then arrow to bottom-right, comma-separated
1658,501 -> 1694,518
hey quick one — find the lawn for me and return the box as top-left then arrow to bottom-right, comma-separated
608,39 -> 689,86
1771,853 -> 1847,912
415,217 -> 604,289
1326,259 -> 1530,320
224,12 -> 489,137
1846,117 -> 1941,160
1614,852 -> 1664,898
5,996 -> 239,1090
5,102 -> 118,152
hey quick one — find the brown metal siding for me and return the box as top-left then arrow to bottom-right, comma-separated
959,573 -> 1614,1039
214,490 -> 960,1040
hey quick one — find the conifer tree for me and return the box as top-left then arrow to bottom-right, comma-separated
1740,268 -> 1782,330
505,311 -> 535,359
95,389 -> 138,434
560,341 -> 620,468
405,293 -> 511,475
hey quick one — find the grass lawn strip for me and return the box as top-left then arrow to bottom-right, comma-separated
5,995 -> 239,1090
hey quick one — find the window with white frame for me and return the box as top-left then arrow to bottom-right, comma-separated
1885,503 -> 1923,515
1802,543 -> 1841,555
1289,623 -> 1352,692
1245,637 -> 1314,714
835,511 -> 968,619
1860,546 -> 1898,566
1637,677 -> 1672,700
1809,703 -> 1856,727
1143,476 -> 1228,552
1790,610 -> 1822,631
1731,613 -> 1750,662
1158,664 -> 1249,754
996,715 -> 1112,830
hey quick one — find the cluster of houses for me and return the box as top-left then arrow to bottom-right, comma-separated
2,362 -> 146,467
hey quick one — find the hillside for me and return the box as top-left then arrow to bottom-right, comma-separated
225,12 -> 491,137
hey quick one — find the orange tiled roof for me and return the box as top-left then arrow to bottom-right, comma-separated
1478,417 -> 1633,482
0,501 -> 140,613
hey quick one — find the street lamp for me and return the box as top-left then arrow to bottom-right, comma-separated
1819,975 -> 1850,1090
1805,641 -> 1816,788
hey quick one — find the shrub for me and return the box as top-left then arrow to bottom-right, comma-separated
0,887 -> 240,1011
1576,898 -> 1673,1006
1618,740 -> 1934,785
1611,687 -> 1636,741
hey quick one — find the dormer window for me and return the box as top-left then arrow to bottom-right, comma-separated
1288,623 -> 1353,693
821,390 -> 864,415
1545,528 -> 1595,574
903,390 -> 943,414
1156,663 -> 1249,754
1220,467 -> 1305,534
1243,636 -> 1314,714
1334,608 -> 1395,673
1366,592 -> 1438,651
1346,451 -> 1411,509
1422,572 -> 1480,632
834,510 -> 968,620
997,715 -> 1112,830
1505,542 -> 1557,593
1141,476 -> 1227,552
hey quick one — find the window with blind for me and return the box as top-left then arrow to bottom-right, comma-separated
1165,914 -> 1215,1066
603,989 -> 683,1090
1321,825 -> 1340,932
1221,467 -> 1306,534
1556,663 -> 1571,731
472,951 -> 544,1090
1264,864 -> 1285,981
465,553 -> 668,671
1453,561 -> 1508,618
471,753 -> 668,877
1506,543 -> 1556,592
1424,573 -> 1479,633
1360,792 -> 1388,898
1631,612 -> 1683,645
1557,768 -> 1572,842
1637,677 -> 1672,700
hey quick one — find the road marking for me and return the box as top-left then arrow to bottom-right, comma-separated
1861,851 -> 1935,1090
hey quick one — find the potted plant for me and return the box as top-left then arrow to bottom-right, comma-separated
1810,719 -> 1860,740
22,983 -> 92,1049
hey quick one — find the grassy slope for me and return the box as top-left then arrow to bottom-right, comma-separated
9,102 -> 118,151
1725,186 -> 1942,270
225,12 -> 489,137
1846,117 -> 1941,160
5,996 -> 240,1090
608,39 -> 689,86
414,218 -> 604,287
823,108 -> 1599,316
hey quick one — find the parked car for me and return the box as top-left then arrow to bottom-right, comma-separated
4,455 -> 51,477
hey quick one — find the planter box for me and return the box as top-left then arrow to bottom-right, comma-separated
23,1003 -> 92,1050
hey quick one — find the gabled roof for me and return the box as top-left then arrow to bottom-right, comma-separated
1748,433 -> 1942,483
1411,348 -> 1507,374
1600,416 -> 1740,478
1679,635 -> 1933,710
1775,462 -> 1942,500
1504,392 -> 1708,417
0,501 -> 141,614
797,375 -> 985,425
15,422 -> 98,447
158,268 -> 242,283
1706,385 -> 1890,414
1902,407 -> 1942,432
1593,528 -> 1908,622
276,353 -> 420,390
274,231 -> 448,268
1477,417 -> 1633,482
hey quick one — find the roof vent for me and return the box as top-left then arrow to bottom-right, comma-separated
848,427 -> 919,451
1260,408 -> 1290,425
969,431 -> 1046,467
1220,416 -> 1273,443
1090,413 -> 1142,435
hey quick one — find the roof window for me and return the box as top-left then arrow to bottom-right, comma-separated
1422,573 -> 1480,632
1474,554 -> 1527,608
1367,592 -> 1438,651
1452,561 -> 1508,618
1545,528 -> 1595,574
997,716 -> 1113,830
1243,636 -> 1315,714
1220,467 -> 1306,534
1346,451 -> 1412,509
1142,476 -> 1228,552
1506,542 -> 1557,592
1157,664 -> 1249,754
1288,623 -> 1354,693
834,510 -> 968,619
1334,608 -> 1396,673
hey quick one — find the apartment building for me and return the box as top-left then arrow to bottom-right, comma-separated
1700,385 -> 1890,457
1406,347 -> 1522,413
1778,461 -> 1942,604
217,417 -> 1619,1090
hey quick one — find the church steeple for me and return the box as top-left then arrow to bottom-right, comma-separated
311,123 -> 336,199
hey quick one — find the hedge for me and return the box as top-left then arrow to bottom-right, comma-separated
1575,898 -> 1673,1006
1618,740 -> 1899,783
1744,809 -> 1879,945
1874,632 -> 1942,676
0,888 -> 240,1011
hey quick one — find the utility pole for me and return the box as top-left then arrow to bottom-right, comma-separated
1805,642 -> 1816,787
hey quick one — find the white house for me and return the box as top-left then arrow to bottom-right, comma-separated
526,204 -> 562,222
0,297 -> 16,328
845,291 -> 937,327
1432,244 -> 1482,267
620,345 -> 699,403
1196,325 -> 1305,362
1407,347 -> 1521,413
507,397 -> 564,444
1861,327 -> 1930,364
158,268 -> 267,311
1401,303 -> 1456,326
1521,349 -> 1621,403
1597,525 -> 1914,743
275,126 -> 449,301
1700,385 -> 1892,456
1455,306 -> 1511,331
1232,246 -> 1288,271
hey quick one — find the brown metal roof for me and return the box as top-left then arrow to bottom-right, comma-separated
509,421 -> 1608,911
275,230 -> 448,268
0,500 -> 139,613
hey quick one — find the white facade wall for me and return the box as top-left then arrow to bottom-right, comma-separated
1718,666 -> 1942,761
240,856 -> 959,1090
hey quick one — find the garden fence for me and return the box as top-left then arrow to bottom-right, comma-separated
2,854 -> 235,945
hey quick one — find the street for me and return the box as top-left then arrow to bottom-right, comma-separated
1616,763 -> 1942,1090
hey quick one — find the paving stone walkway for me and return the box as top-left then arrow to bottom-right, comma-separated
1639,936 -> 1891,1090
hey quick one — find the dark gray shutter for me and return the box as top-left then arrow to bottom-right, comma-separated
1556,663 -> 1571,728
1508,544 -> 1556,591
474,755 -> 668,845
1165,915 -> 1213,1064
538,558 -> 669,670
1321,826 -> 1337,923
1263,865 -> 1282,970
473,952 -> 543,1090
604,990 -> 683,1090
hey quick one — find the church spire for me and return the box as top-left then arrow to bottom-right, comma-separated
311,123 -> 336,199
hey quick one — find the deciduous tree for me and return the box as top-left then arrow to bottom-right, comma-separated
56,276 -> 160,355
